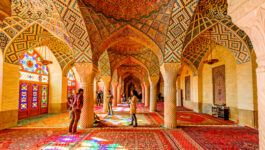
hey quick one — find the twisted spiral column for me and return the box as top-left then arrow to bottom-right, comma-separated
102,76 -> 111,113
74,63 -> 97,128
149,76 -> 159,112
161,63 -> 180,128
112,82 -> 118,106
144,82 -> 150,107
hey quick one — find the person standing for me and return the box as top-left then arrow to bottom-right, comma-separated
107,90 -> 113,115
123,93 -> 126,103
129,90 -> 138,127
96,91 -> 101,106
67,94 -> 74,119
69,89 -> 84,133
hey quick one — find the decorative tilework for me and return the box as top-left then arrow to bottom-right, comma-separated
0,31 -> 10,52
82,0 -> 170,21
54,0 -> 92,63
98,50 -> 111,76
34,37 -> 74,69
182,0 -> 253,67
5,24 -> 43,64
4,23 -> 74,69
201,23 -> 251,64
164,0 -> 199,63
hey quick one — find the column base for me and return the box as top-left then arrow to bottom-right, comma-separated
80,123 -> 94,129
164,122 -> 177,128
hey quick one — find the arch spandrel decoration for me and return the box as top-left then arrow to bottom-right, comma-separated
54,0 -> 92,63
0,16 -> 70,54
182,0 -> 253,66
3,23 -> 74,70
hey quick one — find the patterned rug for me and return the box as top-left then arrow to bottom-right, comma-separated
74,128 -> 178,150
96,113 -> 160,127
41,131 -> 87,150
0,128 -> 67,150
180,126 -> 259,150
94,103 -> 149,113
158,111 -> 233,126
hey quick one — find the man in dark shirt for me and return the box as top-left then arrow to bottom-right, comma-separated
69,89 -> 84,133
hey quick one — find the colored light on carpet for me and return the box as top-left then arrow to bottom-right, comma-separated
41,132 -> 87,150
0,128 -> 67,150
75,129 -> 177,149
101,114 -> 151,127
75,136 -> 126,150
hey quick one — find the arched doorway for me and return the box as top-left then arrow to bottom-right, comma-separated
18,49 -> 49,120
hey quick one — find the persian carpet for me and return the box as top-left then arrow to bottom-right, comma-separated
40,131 -> 88,150
74,128 -> 178,150
0,128 -> 67,150
96,112 -> 161,127
181,126 -> 259,150
158,111 -> 233,126
94,103 -> 149,113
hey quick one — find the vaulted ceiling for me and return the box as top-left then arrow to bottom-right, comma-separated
0,0 -> 254,82
82,0 -> 170,21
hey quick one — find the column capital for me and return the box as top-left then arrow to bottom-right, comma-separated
74,63 -> 97,83
149,76 -> 160,84
144,81 -> 150,87
111,81 -> 118,87
160,63 -> 181,83
101,76 -> 111,83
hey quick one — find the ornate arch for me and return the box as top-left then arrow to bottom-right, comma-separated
182,0 -> 253,65
4,23 -> 74,70
93,25 -> 163,65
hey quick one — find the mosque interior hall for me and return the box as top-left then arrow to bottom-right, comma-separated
0,0 -> 265,149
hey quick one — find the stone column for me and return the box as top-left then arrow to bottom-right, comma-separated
93,78 -> 97,105
149,76 -> 159,112
257,57 -> 265,150
111,82 -> 118,106
74,63 -> 96,128
176,77 -> 182,107
141,83 -> 145,103
144,82 -> 150,107
228,3 -> 265,148
160,63 -> 180,128
117,83 -> 122,104
102,76 -> 111,113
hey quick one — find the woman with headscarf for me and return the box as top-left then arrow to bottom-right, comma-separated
129,90 -> 138,127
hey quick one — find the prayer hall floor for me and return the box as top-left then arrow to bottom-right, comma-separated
0,103 -> 258,150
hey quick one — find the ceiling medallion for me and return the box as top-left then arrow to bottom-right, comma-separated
82,0 -> 170,21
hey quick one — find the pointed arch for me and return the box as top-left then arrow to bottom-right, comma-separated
93,25 -> 163,64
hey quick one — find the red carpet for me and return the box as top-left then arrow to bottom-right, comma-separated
158,111 -> 233,126
0,128 -> 67,150
75,128 -> 178,149
181,126 -> 259,150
